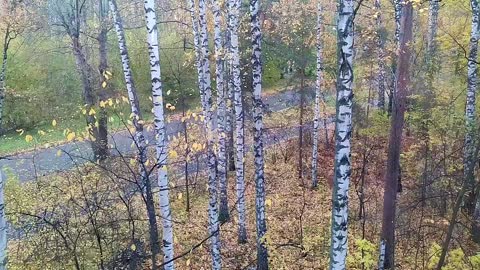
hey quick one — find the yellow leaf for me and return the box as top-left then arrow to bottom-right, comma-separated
52,119 -> 57,127
82,109 -> 87,115
38,130 -> 46,136
102,81 -> 107,88
89,108 -> 96,116
266,198 -> 272,207
108,99 -> 114,106
122,96 -> 129,103
56,150 -> 62,157
186,259 -> 191,266
105,70 -> 113,76
99,101 -> 106,108
169,150 -> 178,159
131,244 -> 136,251
25,135 -> 33,143
178,193 -> 183,199
130,158 -> 136,166
67,132 -> 76,142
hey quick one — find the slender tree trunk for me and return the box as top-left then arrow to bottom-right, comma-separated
427,0 -> 440,58
375,0 -> 386,111
380,3 -> 413,269
388,0 -> 403,115
96,0 -> 110,161
311,4 -> 323,188
329,1 -> 354,269
0,172 -> 7,270
213,0 -> 229,223
227,61 -> 236,172
298,70 -> 305,180
251,0 -> 268,268
143,0 -> 176,268
228,0 -> 248,244
198,0 -> 222,268
108,1 -> 162,268
0,27 -> 11,135
186,0 -> 206,113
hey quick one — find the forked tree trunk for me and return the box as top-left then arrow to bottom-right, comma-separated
329,0 -> 354,269
379,3 -> 414,269
228,0 -> 248,244
251,0 -> 268,268
311,3 -> 323,188
198,0 -> 222,267
213,0 -> 230,223
143,0 -> 176,268
108,1 -> 162,268
71,36 -> 105,161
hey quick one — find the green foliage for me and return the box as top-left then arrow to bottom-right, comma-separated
347,238 -> 378,270
428,243 -> 480,270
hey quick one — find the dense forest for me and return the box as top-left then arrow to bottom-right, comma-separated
0,0 -> 479,269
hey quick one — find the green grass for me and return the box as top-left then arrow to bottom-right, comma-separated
0,81 -> 290,156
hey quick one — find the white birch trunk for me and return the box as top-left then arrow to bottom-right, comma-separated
187,0 -> 207,113
213,0 -> 229,223
227,0 -> 248,244
251,0 -> 268,268
0,30 -> 8,134
0,172 -> 7,270
311,3 -> 323,188
465,0 -> 480,234
143,0 -> 175,268
427,0 -> 440,57
378,240 -> 386,270
329,0 -> 354,269
375,0 -> 386,110
109,0 -> 164,268
198,0 -> 222,268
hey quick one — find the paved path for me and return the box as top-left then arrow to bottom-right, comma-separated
0,89 -> 321,181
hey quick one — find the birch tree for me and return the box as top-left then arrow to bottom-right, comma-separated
212,0 -> 229,223
329,0 -> 354,268
388,0 -> 403,114
379,2 -> 414,269
186,0 -> 206,112
427,0 -> 440,58
0,172 -> 6,270
251,0 -> 268,268
436,1 -> 480,266
375,0 -> 386,111
108,0 -> 162,268
198,0 -> 222,267
142,0 -> 176,268
311,3 -> 323,189
228,0 -> 247,244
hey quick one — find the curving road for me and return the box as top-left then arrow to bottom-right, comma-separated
0,89 -> 326,181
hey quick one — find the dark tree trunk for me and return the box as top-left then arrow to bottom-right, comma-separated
96,0 -> 110,161
380,2 -> 413,269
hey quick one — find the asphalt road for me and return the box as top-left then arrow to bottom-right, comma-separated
0,89 -> 324,181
